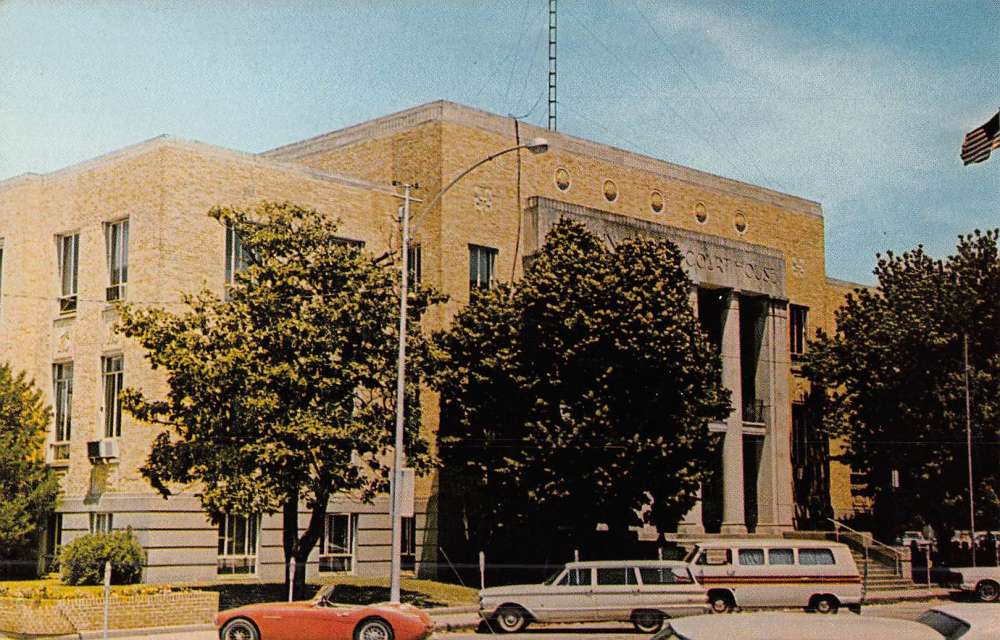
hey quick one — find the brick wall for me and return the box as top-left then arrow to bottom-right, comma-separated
0,591 -> 218,636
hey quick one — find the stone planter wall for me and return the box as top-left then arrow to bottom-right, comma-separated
0,590 -> 218,637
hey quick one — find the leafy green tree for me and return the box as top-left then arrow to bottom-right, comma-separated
804,230 -> 1000,543
116,202 -> 437,596
0,363 -> 59,577
433,219 -> 730,560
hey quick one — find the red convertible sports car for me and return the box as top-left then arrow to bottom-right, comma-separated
214,585 -> 435,640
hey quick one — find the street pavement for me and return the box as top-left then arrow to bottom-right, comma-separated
72,597 -> 960,639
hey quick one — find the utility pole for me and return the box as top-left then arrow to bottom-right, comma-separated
965,333 -> 976,567
389,181 -> 415,603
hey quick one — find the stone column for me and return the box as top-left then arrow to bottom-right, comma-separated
678,285 -> 705,534
720,292 -> 747,535
755,299 -> 795,534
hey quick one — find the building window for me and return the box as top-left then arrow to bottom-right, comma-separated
102,355 -> 123,438
790,304 -> 808,356
105,219 -> 129,301
0,238 -> 5,315
469,245 -> 497,292
52,363 -> 73,460
89,512 -> 113,534
401,516 -> 416,572
224,223 -> 249,289
218,513 -> 259,575
44,513 -> 63,572
407,244 -> 422,288
58,233 -> 80,313
319,513 -> 356,573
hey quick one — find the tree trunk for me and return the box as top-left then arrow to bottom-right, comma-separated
282,489 -> 331,601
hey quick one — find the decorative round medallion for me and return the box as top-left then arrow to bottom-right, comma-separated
650,190 -> 664,214
734,210 -> 748,234
555,167 -> 571,191
694,201 -> 708,224
603,179 -> 618,202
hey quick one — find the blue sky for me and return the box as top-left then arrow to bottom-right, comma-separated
2,1 -> 998,284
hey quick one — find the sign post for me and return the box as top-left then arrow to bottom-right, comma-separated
103,560 -> 111,640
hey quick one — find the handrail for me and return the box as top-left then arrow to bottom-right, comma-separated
826,517 -> 904,576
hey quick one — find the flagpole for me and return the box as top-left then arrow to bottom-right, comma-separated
964,333 -> 976,568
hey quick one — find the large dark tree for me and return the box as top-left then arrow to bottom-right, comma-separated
0,363 -> 59,577
803,230 -> 1000,543
117,202 -> 438,596
433,219 -> 730,562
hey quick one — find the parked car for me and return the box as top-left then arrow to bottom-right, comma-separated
214,584 -> 434,640
685,539 -> 862,614
943,564 -> 1000,602
653,604 -> 1000,640
478,559 -> 707,633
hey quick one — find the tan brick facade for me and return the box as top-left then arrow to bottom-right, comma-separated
0,101 -> 861,583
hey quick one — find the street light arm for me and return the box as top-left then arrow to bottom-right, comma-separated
420,139 -> 549,217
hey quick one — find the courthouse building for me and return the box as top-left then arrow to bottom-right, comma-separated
0,101 -> 859,582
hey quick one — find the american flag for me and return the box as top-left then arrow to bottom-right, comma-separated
961,111 -> 1000,165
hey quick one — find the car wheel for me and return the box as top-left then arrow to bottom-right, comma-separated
811,595 -> 839,614
632,611 -> 664,633
976,580 -> 1000,603
493,605 -> 529,633
220,618 -> 259,640
353,617 -> 394,640
709,592 -> 734,614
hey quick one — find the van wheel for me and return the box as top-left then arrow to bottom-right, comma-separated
709,591 -> 735,613
493,605 -> 529,633
811,595 -> 839,614
976,580 -> 1000,602
632,611 -> 664,633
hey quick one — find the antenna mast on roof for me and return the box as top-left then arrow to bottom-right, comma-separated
548,0 -> 557,131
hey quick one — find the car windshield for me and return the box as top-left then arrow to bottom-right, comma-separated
543,568 -> 565,585
916,611 -> 970,640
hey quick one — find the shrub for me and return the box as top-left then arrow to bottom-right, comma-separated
59,530 -> 145,586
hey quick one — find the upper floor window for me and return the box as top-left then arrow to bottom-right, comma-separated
469,245 -> 497,292
102,355 -> 123,438
53,362 -> 73,448
58,233 -> 80,313
89,512 -> 113,534
105,219 -> 129,301
224,224 -> 249,288
0,238 -> 5,314
789,304 -> 808,356
218,513 -> 259,575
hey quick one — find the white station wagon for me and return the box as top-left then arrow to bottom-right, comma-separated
479,560 -> 707,633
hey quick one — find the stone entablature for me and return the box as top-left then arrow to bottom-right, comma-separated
524,197 -> 787,299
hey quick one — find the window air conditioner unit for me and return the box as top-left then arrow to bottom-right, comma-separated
59,295 -> 77,313
106,284 -> 126,302
47,442 -> 70,465
87,439 -> 119,462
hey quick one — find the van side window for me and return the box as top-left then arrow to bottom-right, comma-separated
799,548 -> 836,565
558,568 -> 591,586
738,549 -> 765,566
696,549 -> 732,566
768,549 -> 795,565
640,567 -> 693,585
596,567 -> 634,585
